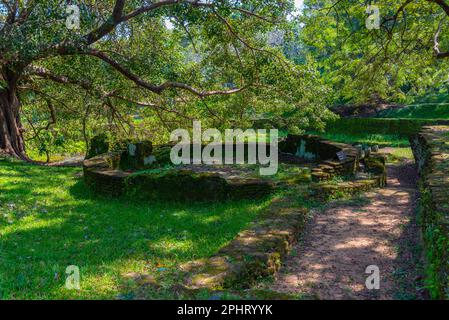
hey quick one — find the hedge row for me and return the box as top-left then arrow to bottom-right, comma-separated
326,118 -> 449,136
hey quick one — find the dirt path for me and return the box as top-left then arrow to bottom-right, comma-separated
47,156 -> 84,167
267,161 -> 426,300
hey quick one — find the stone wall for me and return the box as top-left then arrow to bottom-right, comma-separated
310,155 -> 387,200
410,126 -> 449,299
85,135 -> 363,199
279,134 -> 360,181
83,153 -> 274,201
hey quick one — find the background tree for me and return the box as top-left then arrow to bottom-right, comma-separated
299,0 -> 449,105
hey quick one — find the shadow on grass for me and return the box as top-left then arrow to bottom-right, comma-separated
0,159 -> 271,299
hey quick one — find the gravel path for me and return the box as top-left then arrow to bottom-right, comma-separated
268,161 -> 426,300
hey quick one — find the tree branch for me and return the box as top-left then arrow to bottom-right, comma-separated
27,66 -> 92,91
428,1 -> 449,58
84,0 -> 215,45
429,0 -> 449,17
84,49 -> 250,97
84,0 -> 127,45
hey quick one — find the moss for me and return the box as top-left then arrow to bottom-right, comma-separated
125,170 -> 228,202
411,126 -> 449,299
85,134 -> 109,159
125,170 -> 274,202
119,141 -> 154,170
182,204 -> 308,290
151,144 -> 174,166
279,134 -> 360,182
227,179 -> 274,200
311,176 -> 385,201
363,156 -> 386,174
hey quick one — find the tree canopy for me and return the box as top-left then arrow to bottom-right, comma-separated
300,0 -> 449,104
2,0 -> 449,161
0,0 -> 332,160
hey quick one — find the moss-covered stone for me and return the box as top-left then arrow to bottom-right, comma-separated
227,179 -> 274,200
311,175 -> 386,200
124,169 -> 274,202
85,134 -> 110,159
363,155 -> 386,175
279,134 -> 360,182
151,144 -> 174,166
410,126 -> 449,299
83,153 -> 130,197
119,140 -> 154,170
125,170 -> 228,201
181,206 -> 308,290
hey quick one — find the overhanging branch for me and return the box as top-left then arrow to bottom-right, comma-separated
84,49 -> 250,97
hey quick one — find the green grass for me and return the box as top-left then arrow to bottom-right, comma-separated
0,158 -> 272,299
375,92 -> 449,119
389,147 -> 414,160
318,132 -> 410,147
378,104 -> 449,119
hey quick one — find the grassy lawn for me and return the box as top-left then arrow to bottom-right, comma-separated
0,158 -> 272,299
319,132 -> 410,147
388,147 -> 414,159
377,93 -> 449,119
378,103 -> 449,119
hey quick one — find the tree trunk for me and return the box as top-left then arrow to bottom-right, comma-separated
0,82 -> 27,160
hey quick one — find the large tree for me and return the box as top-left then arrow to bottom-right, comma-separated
300,0 -> 449,104
1,0 -> 330,160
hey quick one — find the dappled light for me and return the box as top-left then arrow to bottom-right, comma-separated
0,159 -> 271,299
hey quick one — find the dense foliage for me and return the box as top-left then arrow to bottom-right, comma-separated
1,0 -> 334,160
3,1 -> 449,160
299,0 -> 449,104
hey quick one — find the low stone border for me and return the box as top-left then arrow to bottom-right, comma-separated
410,126 -> 449,299
83,153 -> 128,197
180,196 -> 309,290
84,134 -> 363,200
310,155 -> 387,200
310,176 -> 386,200
83,153 -> 274,201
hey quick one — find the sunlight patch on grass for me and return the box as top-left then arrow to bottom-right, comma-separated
320,133 -> 409,147
0,158 -> 271,299
390,147 -> 414,160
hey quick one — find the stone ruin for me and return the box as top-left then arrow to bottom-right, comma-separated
83,140 -> 275,201
83,134 -> 387,202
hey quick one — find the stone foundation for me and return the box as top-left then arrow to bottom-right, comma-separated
279,134 -> 360,181
83,153 -> 274,201
310,155 -> 387,200
84,134 -> 372,201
